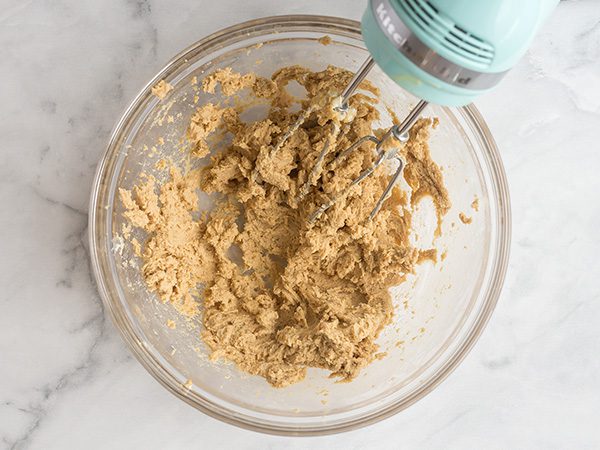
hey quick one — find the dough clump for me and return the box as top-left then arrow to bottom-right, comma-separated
120,65 -> 450,387
151,80 -> 173,99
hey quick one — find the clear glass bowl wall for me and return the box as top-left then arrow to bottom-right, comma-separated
89,16 -> 510,435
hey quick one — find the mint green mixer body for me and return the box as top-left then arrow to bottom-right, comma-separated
299,0 -> 560,220
361,0 -> 559,106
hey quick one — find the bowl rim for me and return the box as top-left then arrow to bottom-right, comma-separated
88,14 -> 511,436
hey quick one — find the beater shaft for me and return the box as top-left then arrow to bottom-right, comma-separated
265,54 -> 430,222
338,56 -> 375,110
309,99 -> 429,222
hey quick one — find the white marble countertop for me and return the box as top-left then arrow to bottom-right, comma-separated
1,0 -> 599,448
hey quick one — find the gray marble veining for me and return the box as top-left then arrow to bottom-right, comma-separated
0,0 -> 599,448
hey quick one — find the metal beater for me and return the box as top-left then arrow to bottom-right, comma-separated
274,0 -> 559,221
269,55 -> 429,222
308,57 -> 429,222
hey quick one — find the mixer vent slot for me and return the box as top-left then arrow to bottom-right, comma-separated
400,0 -> 495,67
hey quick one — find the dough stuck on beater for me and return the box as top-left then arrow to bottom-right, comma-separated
120,65 -> 450,387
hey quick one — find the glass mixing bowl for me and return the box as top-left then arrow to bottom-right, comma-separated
89,15 -> 510,435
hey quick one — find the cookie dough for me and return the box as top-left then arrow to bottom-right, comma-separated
151,80 -> 173,99
459,212 -> 472,224
120,65 -> 450,387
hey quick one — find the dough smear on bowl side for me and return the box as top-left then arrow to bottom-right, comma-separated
120,65 -> 450,387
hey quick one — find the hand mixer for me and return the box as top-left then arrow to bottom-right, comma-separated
291,0 -> 559,221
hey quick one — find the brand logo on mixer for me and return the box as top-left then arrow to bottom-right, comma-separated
375,1 -> 403,45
